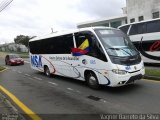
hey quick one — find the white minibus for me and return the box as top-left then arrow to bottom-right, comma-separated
29,27 -> 145,89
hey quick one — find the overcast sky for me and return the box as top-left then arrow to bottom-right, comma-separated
0,0 -> 126,44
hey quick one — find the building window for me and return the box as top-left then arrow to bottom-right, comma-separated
95,23 -> 109,27
139,16 -> 144,21
110,21 -> 122,28
104,23 -> 109,27
125,19 -> 128,24
152,12 -> 159,19
119,25 -> 130,34
130,18 -> 135,23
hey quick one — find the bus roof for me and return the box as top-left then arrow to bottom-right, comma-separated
118,18 -> 160,28
29,27 -> 117,42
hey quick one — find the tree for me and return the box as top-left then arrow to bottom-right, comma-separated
14,35 -> 36,47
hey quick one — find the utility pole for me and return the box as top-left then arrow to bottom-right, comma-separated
51,28 -> 54,33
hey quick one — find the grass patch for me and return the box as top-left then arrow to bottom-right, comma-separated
0,66 -> 5,71
145,68 -> 160,77
17,53 -> 29,58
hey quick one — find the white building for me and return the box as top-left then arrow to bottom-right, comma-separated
127,0 -> 160,23
77,14 -> 127,28
77,0 -> 160,28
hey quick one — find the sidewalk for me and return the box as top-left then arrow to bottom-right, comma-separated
0,92 -> 26,120
0,92 -> 15,114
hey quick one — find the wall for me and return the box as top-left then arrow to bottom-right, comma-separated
127,0 -> 160,23
77,16 -> 127,28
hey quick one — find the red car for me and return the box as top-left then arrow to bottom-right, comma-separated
5,54 -> 24,66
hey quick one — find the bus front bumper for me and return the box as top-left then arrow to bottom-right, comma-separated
107,68 -> 145,87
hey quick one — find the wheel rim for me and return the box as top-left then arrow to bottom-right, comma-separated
88,76 -> 97,86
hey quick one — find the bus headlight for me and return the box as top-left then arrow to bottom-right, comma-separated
112,69 -> 127,75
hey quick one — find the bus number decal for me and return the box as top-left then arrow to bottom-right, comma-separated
31,55 -> 42,67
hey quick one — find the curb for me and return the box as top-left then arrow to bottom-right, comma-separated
0,92 -> 18,114
0,92 -> 26,120
144,75 -> 160,81
0,85 -> 41,120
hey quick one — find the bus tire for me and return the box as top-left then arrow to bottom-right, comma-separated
44,66 -> 51,77
86,72 -> 100,89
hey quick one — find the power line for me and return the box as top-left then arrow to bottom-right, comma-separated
0,0 -> 13,12
0,0 -> 13,13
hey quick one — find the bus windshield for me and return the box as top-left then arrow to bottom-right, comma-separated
95,29 -> 139,57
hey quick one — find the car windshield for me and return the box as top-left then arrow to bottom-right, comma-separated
94,29 -> 139,57
10,55 -> 20,59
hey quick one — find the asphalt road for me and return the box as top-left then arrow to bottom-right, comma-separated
0,58 -> 160,120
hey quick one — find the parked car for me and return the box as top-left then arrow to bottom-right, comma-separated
5,54 -> 24,66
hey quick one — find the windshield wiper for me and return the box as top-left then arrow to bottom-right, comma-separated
118,48 -> 133,56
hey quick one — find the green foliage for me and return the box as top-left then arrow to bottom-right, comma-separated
14,35 -> 36,47
145,68 -> 160,77
0,66 -> 5,71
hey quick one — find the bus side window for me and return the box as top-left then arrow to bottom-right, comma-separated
129,23 -> 146,35
129,24 -> 138,35
146,20 -> 160,33
75,31 -> 107,62
137,23 -> 146,34
75,33 -> 87,48
119,25 -> 130,34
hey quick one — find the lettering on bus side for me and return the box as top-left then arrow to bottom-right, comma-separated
31,55 -> 42,67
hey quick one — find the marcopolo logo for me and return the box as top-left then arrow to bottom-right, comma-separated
125,66 -> 131,70
31,55 -> 42,67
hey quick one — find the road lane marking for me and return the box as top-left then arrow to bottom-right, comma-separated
25,74 -> 31,76
33,77 -> 42,81
29,78 -> 34,80
48,82 -> 58,86
0,85 -> 42,120
76,90 -> 81,94
67,88 -> 73,91
24,61 -> 30,63
18,71 -> 22,74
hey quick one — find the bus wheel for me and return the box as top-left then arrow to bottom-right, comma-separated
44,66 -> 51,77
86,72 -> 99,89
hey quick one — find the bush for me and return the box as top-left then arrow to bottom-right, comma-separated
145,69 -> 160,77
0,66 -> 5,71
